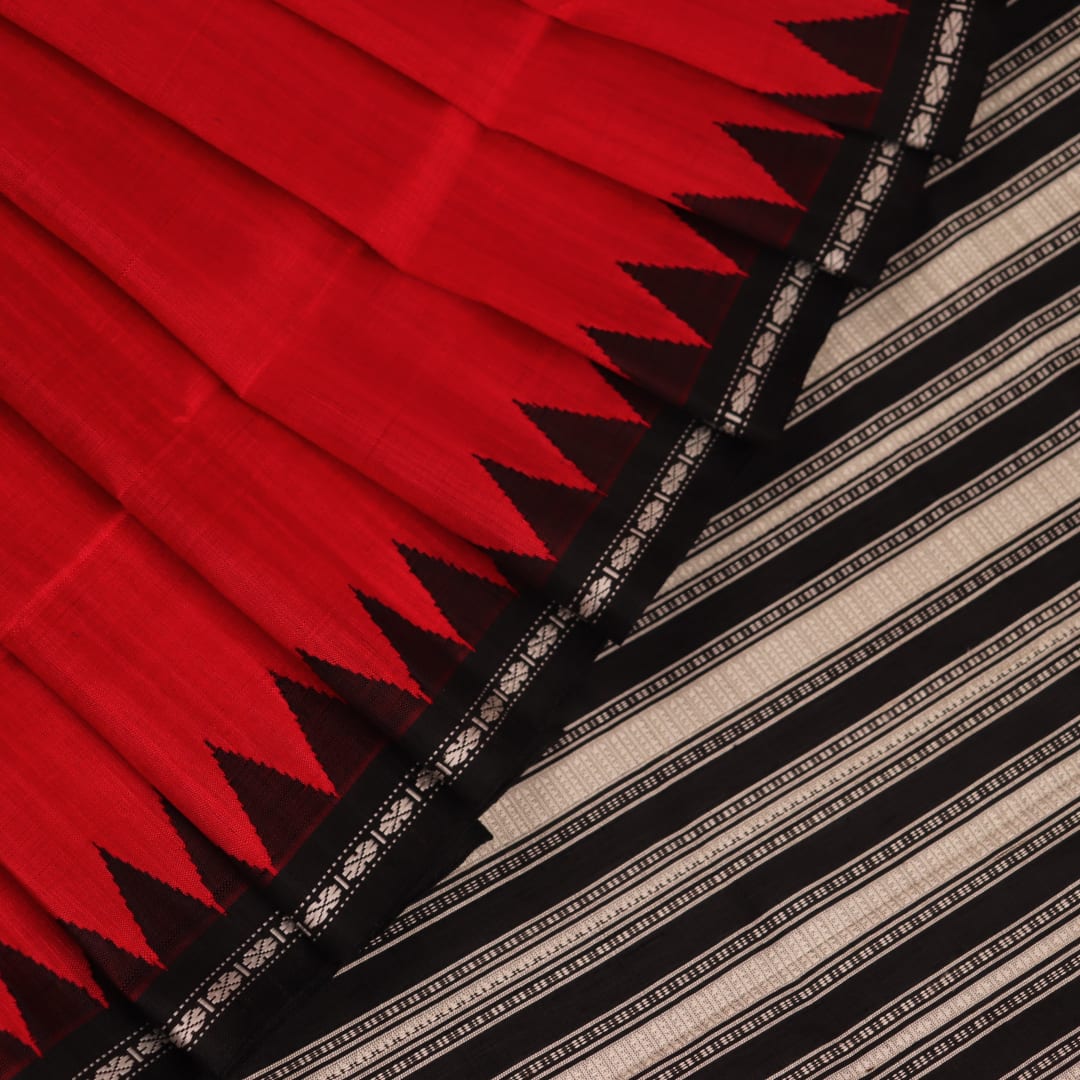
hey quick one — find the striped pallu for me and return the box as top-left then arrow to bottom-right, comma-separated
240,3 -> 1080,1077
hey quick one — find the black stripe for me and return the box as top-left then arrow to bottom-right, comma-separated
795,232 -> 1078,429
644,860 -> 1080,1078
606,346 -> 1077,681
396,588 -> 1080,958
552,469 -> 1078,776
747,240 -> 1078,482
682,297 -> 1077,570
1005,0 -> 1080,54
985,6 -> 1077,97
418,521 -> 1079,965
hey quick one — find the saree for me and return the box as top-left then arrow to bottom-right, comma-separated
0,2 -> 997,1077
242,3 -> 1080,1073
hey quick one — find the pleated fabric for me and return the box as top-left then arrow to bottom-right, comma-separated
0,2 -> 996,1077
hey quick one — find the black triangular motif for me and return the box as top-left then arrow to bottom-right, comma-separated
162,801 -> 245,908
585,328 -> 707,405
397,547 -> 512,646
485,549 -> 556,594
592,360 -> 661,424
723,125 -> 839,207
101,853 -> 217,965
299,651 -> 425,738
520,405 -> 644,491
678,193 -> 805,249
0,945 -> 100,1048
212,748 -> 333,867
481,459 -> 598,558
64,925 -> 157,997
767,90 -> 877,130
0,1032 -> 36,1071
670,205 -> 761,272
354,593 -> 468,702
785,14 -> 904,90
274,673 -> 380,789
621,264 -> 742,342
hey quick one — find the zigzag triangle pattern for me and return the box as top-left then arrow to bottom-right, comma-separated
482,461 -> 601,560
101,856 -> 222,966
0,945 -> 100,1053
161,803 -> 247,910
583,329 -> 710,404
677,194 -> 806,250
64,928 -> 159,999
619,264 -> 745,343
724,125 -> 840,209
0,870 -> 105,1052
354,593 -> 471,703
784,11 -> 906,92
298,653 -> 428,740
272,675 -> 385,791
518,407 -> 644,492
211,751 -> 336,868
397,548 -> 514,647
